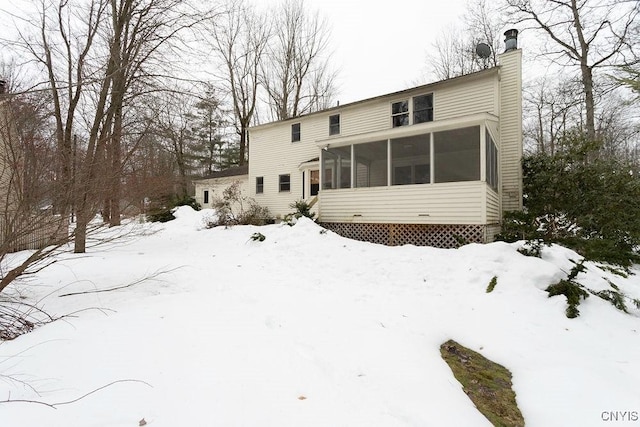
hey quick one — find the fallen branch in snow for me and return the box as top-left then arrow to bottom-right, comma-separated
0,379 -> 153,409
0,295 -> 57,340
58,266 -> 183,297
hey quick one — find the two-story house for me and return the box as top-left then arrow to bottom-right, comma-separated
196,32 -> 523,248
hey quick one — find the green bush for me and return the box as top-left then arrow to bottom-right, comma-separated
496,135 -> 640,267
283,199 -> 316,225
146,195 -> 200,223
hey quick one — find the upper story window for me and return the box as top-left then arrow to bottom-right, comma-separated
291,123 -> 301,142
392,101 -> 409,127
329,114 -> 340,135
413,94 -> 433,124
256,176 -> 264,194
391,94 -> 434,127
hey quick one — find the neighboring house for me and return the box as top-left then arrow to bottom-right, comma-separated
193,165 -> 249,209
247,33 -> 523,248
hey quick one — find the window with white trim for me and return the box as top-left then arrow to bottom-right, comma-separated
279,174 -> 290,192
291,123 -> 301,142
391,94 -> 433,127
329,114 -> 340,135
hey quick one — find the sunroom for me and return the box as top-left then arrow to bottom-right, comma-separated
317,112 -> 500,228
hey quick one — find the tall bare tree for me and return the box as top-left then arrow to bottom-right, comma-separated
262,0 -> 337,120
209,0 -> 269,166
1,86 -> 69,294
9,0 -> 209,251
426,0 -> 504,80
523,76 -> 584,154
504,0 -> 640,144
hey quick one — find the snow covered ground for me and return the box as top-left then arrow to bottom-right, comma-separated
1,206 -> 639,427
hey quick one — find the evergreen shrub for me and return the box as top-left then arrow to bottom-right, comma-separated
496,135 -> 640,267
147,195 -> 200,223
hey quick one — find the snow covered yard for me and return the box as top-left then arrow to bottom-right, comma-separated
1,207 -> 639,427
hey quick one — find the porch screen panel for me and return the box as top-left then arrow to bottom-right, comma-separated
486,129 -> 498,191
434,126 -> 480,183
322,145 -> 351,189
354,140 -> 387,188
391,133 -> 430,185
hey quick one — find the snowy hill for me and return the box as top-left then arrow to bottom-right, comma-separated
1,206 -> 639,426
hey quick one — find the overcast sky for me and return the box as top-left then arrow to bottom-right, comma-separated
270,0 -> 470,105
1,0 -> 538,104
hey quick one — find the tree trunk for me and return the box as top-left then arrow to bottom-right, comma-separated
239,123 -> 247,166
74,211 -> 88,253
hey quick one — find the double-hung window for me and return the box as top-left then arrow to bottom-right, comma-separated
291,123 -> 301,142
413,94 -> 433,124
391,94 -> 433,127
256,176 -> 264,194
392,101 -> 409,127
329,114 -> 340,135
279,174 -> 291,192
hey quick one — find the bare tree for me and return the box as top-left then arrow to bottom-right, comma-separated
523,76 -> 584,154
504,0 -> 640,144
261,0 -> 337,120
148,90 -> 198,198
426,0 -> 504,80
8,0 -> 210,252
209,0 -> 269,166
0,88 -> 69,294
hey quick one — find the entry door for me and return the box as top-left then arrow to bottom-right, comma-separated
310,169 -> 320,196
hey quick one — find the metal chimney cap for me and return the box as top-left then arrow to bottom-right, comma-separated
504,29 -> 519,39
504,29 -> 519,52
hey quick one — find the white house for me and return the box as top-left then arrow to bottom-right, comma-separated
217,35 -> 522,248
193,165 -> 249,209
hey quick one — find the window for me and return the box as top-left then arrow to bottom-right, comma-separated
354,140 -> 387,188
392,134 -> 431,185
291,123 -> 301,142
256,176 -> 264,194
392,94 -> 433,128
329,114 -> 340,135
486,130 -> 498,191
322,146 -> 351,189
413,94 -> 433,124
434,126 -> 480,183
279,174 -> 290,192
392,101 -> 409,127
203,190 -> 209,204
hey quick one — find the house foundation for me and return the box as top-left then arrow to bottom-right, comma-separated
319,222 -> 500,248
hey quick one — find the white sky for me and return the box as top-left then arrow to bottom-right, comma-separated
277,0 -> 470,104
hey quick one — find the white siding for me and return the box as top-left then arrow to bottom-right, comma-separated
486,186 -> 500,223
319,182 -> 485,224
249,117 -> 323,218
498,49 -> 523,212
436,77 -> 498,120
194,176 -> 249,209
247,61 -> 523,225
